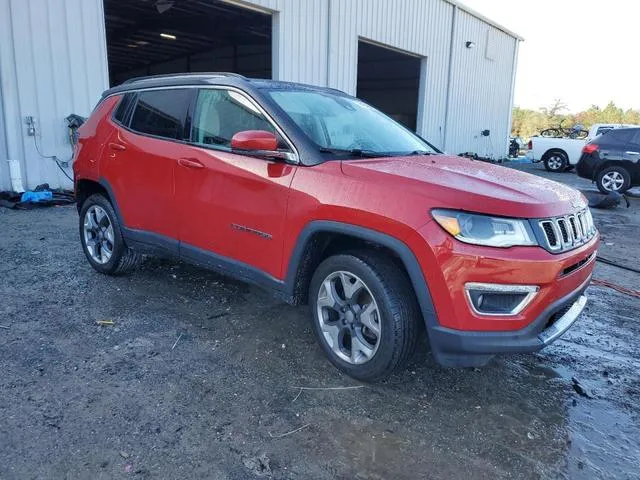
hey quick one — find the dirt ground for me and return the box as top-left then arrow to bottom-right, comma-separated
1,163 -> 639,480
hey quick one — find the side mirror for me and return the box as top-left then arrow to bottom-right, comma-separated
231,130 -> 278,151
230,130 -> 297,163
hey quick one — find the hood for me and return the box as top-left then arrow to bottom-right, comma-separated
340,154 -> 587,218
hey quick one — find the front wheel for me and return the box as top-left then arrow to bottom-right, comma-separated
309,251 -> 420,382
596,166 -> 631,193
543,151 -> 568,172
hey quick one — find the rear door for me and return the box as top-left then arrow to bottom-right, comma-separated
598,128 -> 635,162
174,87 -> 297,279
101,88 -> 192,245
622,129 -> 640,164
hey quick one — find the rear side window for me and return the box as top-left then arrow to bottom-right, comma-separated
629,129 -> 640,146
130,89 -> 191,140
604,128 -> 635,145
113,93 -> 135,125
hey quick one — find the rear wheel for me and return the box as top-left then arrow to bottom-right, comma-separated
543,151 -> 568,172
596,166 -> 631,193
79,194 -> 141,275
309,251 -> 420,382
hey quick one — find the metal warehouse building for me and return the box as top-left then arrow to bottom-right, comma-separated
0,0 -> 521,191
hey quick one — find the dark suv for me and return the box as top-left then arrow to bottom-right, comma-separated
73,73 -> 598,381
577,127 -> 640,193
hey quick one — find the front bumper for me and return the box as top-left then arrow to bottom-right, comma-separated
428,275 -> 590,367
409,221 -> 599,368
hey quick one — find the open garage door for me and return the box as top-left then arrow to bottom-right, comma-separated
104,0 -> 272,86
356,41 -> 421,131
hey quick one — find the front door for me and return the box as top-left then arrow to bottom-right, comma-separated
174,88 -> 296,280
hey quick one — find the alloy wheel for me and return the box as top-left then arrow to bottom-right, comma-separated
316,271 -> 381,364
547,155 -> 563,170
83,205 -> 115,264
601,171 -> 624,191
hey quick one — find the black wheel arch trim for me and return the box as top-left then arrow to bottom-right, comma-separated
283,221 -> 439,329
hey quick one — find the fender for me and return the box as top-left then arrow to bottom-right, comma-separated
283,221 -> 439,330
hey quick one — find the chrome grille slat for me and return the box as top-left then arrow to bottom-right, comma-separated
538,209 -> 596,253
569,216 -> 579,241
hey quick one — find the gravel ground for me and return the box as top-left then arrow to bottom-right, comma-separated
1,163 -> 639,480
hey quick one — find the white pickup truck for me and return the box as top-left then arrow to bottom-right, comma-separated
527,123 -> 639,172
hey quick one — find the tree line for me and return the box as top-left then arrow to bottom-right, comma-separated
511,100 -> 640,139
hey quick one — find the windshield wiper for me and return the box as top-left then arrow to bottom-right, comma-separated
319,147 -> 392,158
405,150 -> 436,156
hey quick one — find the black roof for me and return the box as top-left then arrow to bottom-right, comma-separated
102,72 -> 346,98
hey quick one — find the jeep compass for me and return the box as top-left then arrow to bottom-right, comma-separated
73,73 -> 599,381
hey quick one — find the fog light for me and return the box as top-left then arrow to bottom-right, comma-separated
465,283 -> 539,316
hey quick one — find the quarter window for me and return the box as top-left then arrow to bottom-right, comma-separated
129,89 -> 191,140
191,89 -> 277,148
113,93 -> 135,125
595,127 -> 613,136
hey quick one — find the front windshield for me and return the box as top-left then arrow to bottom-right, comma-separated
266,89 -> 438,156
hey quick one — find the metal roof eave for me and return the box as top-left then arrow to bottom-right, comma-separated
445,0 -> 525,41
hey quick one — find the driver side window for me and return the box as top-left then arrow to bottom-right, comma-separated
191,89 -> 278,148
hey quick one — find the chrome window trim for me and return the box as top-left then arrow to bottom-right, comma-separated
464,283 -> 540,317
103,84 -> 300,164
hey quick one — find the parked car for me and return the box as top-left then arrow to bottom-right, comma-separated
526,123 -> 639,172
577,127 -> 640,193
73,73 -> 599,381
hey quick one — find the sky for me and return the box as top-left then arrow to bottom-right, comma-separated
459,0 -> 640,113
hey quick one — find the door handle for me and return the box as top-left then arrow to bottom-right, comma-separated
108,142 -> 126,151
178,157 -> 204,169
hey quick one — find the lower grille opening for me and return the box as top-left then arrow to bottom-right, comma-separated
560,253 -> 593,277
468,291 -> 529,315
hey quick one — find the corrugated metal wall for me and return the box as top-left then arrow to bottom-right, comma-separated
0,0 -> 519,190
326,0 -> 454,149
445,9 -> 518,158
0,0 -> 109,191
228,0 -> 329,86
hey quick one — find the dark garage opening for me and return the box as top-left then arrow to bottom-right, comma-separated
356,41 -> 421,131
103,0 -> 272,86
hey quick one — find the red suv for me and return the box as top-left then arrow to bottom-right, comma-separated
73,73 -> 599,381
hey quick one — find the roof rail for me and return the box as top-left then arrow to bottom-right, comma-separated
121,72 -> 247,85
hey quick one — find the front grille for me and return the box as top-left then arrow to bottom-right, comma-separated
557,218 -> 569,243
538,209 -> 596,253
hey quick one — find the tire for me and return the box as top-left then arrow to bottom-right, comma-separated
543,151 -> 568,172
79,194 -> 141,275
540,128 -> 561,138
308,251 -> 420,382
596,166 -> 631,194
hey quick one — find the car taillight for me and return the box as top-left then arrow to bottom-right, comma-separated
582,144 -> 599,154
527,140 -> 532,150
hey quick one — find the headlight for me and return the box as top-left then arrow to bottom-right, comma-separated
432,209 -> 537,247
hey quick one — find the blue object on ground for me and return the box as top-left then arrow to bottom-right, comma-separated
506,156 -> 532,164
20,190 -> 53,203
